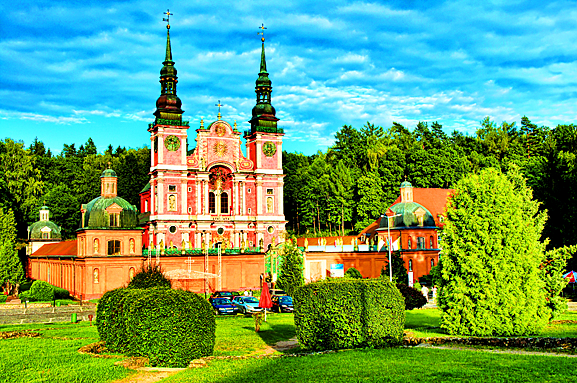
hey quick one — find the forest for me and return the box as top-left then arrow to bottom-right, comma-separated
1,116 -> 576,267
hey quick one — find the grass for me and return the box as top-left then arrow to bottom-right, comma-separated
213,313 -> 296,356
164,347 -> 577,383
2,310 -> 577,382
0,321 -> 134,383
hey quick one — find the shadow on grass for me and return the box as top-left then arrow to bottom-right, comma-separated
249,317 -> 298,354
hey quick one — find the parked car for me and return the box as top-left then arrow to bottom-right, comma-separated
271,295 -> 294,313
209,297 -> 237,315
231,296 -> 263,314
211,291 -> 239,300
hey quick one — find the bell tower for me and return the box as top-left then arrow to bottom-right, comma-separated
147,10 -> 190,248
244,25 -> 283,175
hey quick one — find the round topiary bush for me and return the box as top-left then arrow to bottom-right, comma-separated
29,281 -> 54,301
96,287 -> 215,367
344,267 -> 363,279
294,278 -> 405,351
396,283 -> 427,310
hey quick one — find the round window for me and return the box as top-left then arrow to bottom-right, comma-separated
217,227 -> 225,235
169,226 -> 177,234
267,226 -> 274,234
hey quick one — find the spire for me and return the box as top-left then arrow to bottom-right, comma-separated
154,10 -> 184,123
248,24 -> 280,135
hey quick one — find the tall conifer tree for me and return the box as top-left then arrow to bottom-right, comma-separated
438,166 -> 550,336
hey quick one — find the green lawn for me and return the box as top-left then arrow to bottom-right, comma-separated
163,347 -> 577,383
1,310 -> 577,383
0,322 -> 134,383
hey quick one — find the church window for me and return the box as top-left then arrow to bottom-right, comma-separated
408,237 -> 412,249
169,226 -> 177,234
431,258 -> 435,268
217,227 -> 225,235
417,237 -> 425,249
209,192 -> 216,213
267,189 -> 273,195
247,188 -> 251,193
220,192 -> 229,214
107,240 -> 121,255
267,226 -> 274,234
145,200 -> 149,212
409,260 -> 413,272
169,185 -> 176,192
188,207 -> 192,213
42,232 -> 49,239
430,236 -> 434,249
248,208 -> 252,214
109,213 -> 120,227
188,187 -> 192,192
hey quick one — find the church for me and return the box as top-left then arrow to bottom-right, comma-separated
139,20 -> 286,253
27,20 -> 286,299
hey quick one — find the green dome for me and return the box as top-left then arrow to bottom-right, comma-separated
400,180 -> 412,188
252,102 -> 276,117
81,196 -> 139,229
101,169 -> 117,178
29,220 -> 61,240
380,201 -> 435,229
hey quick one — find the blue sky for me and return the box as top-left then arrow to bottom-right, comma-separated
1,1 -> 577,155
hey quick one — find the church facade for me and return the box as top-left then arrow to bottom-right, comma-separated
140,23 -> 287,253
26,22 -> 284,299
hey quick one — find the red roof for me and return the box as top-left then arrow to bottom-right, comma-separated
31,240 -> 77,257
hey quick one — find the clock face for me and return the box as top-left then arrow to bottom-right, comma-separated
165,135 -> 180,151
262,141 -> 276,157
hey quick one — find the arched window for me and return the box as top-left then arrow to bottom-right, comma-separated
408,237 -> 412,249
409,259 -> 413,272
209,192 -> 216,213
430,258 -> 435,268
129,267 -> 135,280
93,268 -> 99,283
108,240 -> 121,255
220,192 -> 228,214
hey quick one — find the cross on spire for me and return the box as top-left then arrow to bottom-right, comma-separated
215,100 -> 223,120
258,23 -> 267,42
163,9 -> 172,29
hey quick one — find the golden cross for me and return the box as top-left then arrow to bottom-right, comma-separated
163,9 -> 172,28
215,100 -> 223,113
258,23 -> 267,42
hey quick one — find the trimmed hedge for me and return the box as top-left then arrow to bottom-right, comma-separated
96,287 -> 215,367
396,284 -> 427,310
17,281 -> 70,302
29,281 -> 54,301
293,278 -> 405,351
127,264 -> 171,289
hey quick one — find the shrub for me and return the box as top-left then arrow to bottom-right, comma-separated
276,241 -> 305,297
293,278 -> 405,351
53,286 -> 70,300
19,280 -> 34,292
344,267 -> 363,279
0,294 -> 6,303
396,283 -> 427,310
18,290 -> 34,302
127,263 -> 171,289
29,280 -> 54,301
96,287 -> 215,367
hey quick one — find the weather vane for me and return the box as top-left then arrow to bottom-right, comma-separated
258,23 -> 267,42
163,9 -> 172,29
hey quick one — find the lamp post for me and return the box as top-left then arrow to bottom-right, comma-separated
386,213 -> 402,282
